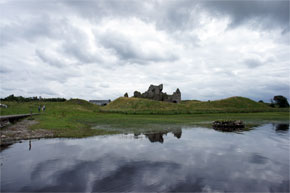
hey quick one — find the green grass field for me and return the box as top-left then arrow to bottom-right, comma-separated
1,98 -> 289,137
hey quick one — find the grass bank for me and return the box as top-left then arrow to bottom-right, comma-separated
0,98 -> 289,138
101,97 -> 288,114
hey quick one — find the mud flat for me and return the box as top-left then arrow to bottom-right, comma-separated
0,119 -> 53,147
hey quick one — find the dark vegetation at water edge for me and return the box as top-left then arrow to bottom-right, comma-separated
212,120 -> 245,132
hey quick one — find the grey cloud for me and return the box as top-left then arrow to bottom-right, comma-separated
1,0 -> 287,43
35,49 -> 64,68
60,0 -> 290,32
0,65 -> 10,73
42,68 -> 81,84
0,15 -> 62,47
99,32 -> 177,64
0,0 -> 289,101
31,87 -> 58,96
236,82 -> 290,102
24,21 -> 104,66
62,42 -> 99,64
0,87 -> 14,92
53,24 -> 107,65
62,0 -> 145,17
244,58 -> 263,68
1,85 -> 58,98
99,83 -> 109,88
61,0 -> 201,32
149,0 -> 200,32
264,82 -> 290,93
202,0 -> 289,31
60,26 -> 95,63
249,154 -> 269,165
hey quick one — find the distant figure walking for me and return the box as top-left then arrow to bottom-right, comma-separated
42,105 -> 46,112
38,105 -> 41,113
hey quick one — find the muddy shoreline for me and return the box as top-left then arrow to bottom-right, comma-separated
0,119 -> 54,147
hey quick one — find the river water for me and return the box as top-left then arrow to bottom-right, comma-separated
1,123 -> 289,192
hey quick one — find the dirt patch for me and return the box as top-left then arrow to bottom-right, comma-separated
0,119 -> 54,146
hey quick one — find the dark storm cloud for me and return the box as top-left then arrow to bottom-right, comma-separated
61,0 -> 201,32
202,0 -> 289,31
1,0 -> 287,42
61,0 -> 289,32
1,0 -> 287,49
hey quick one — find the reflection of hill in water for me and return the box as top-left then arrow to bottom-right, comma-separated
134,128 -> 182,143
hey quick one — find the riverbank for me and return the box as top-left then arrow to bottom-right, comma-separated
0,99 -> 289,143
0,111 -> 289,146
0,118 -> 54,146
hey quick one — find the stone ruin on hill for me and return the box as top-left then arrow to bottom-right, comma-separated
131,84 -> 181,103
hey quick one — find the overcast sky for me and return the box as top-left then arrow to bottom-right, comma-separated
0,0 -> 289,101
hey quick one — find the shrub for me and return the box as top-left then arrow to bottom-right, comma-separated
273,95 -> 289,108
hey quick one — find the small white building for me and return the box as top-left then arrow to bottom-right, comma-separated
89,100 -> 111,106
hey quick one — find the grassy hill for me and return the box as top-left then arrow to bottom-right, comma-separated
101,96 -> 285,114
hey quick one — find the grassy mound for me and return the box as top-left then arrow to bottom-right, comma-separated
101,96 -> 282,114
101,97 -> 180,112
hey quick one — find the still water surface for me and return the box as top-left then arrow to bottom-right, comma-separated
1,123 -> 289,192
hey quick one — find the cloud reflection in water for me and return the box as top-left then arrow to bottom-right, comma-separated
1,124 -> 289,192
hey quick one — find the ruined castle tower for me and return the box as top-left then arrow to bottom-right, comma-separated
133,84 -> 181,103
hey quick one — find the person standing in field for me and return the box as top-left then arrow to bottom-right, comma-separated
38,105 -> 41,113
42,105 -> 46,112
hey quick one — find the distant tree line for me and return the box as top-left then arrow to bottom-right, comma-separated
0,94 -> 66,102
